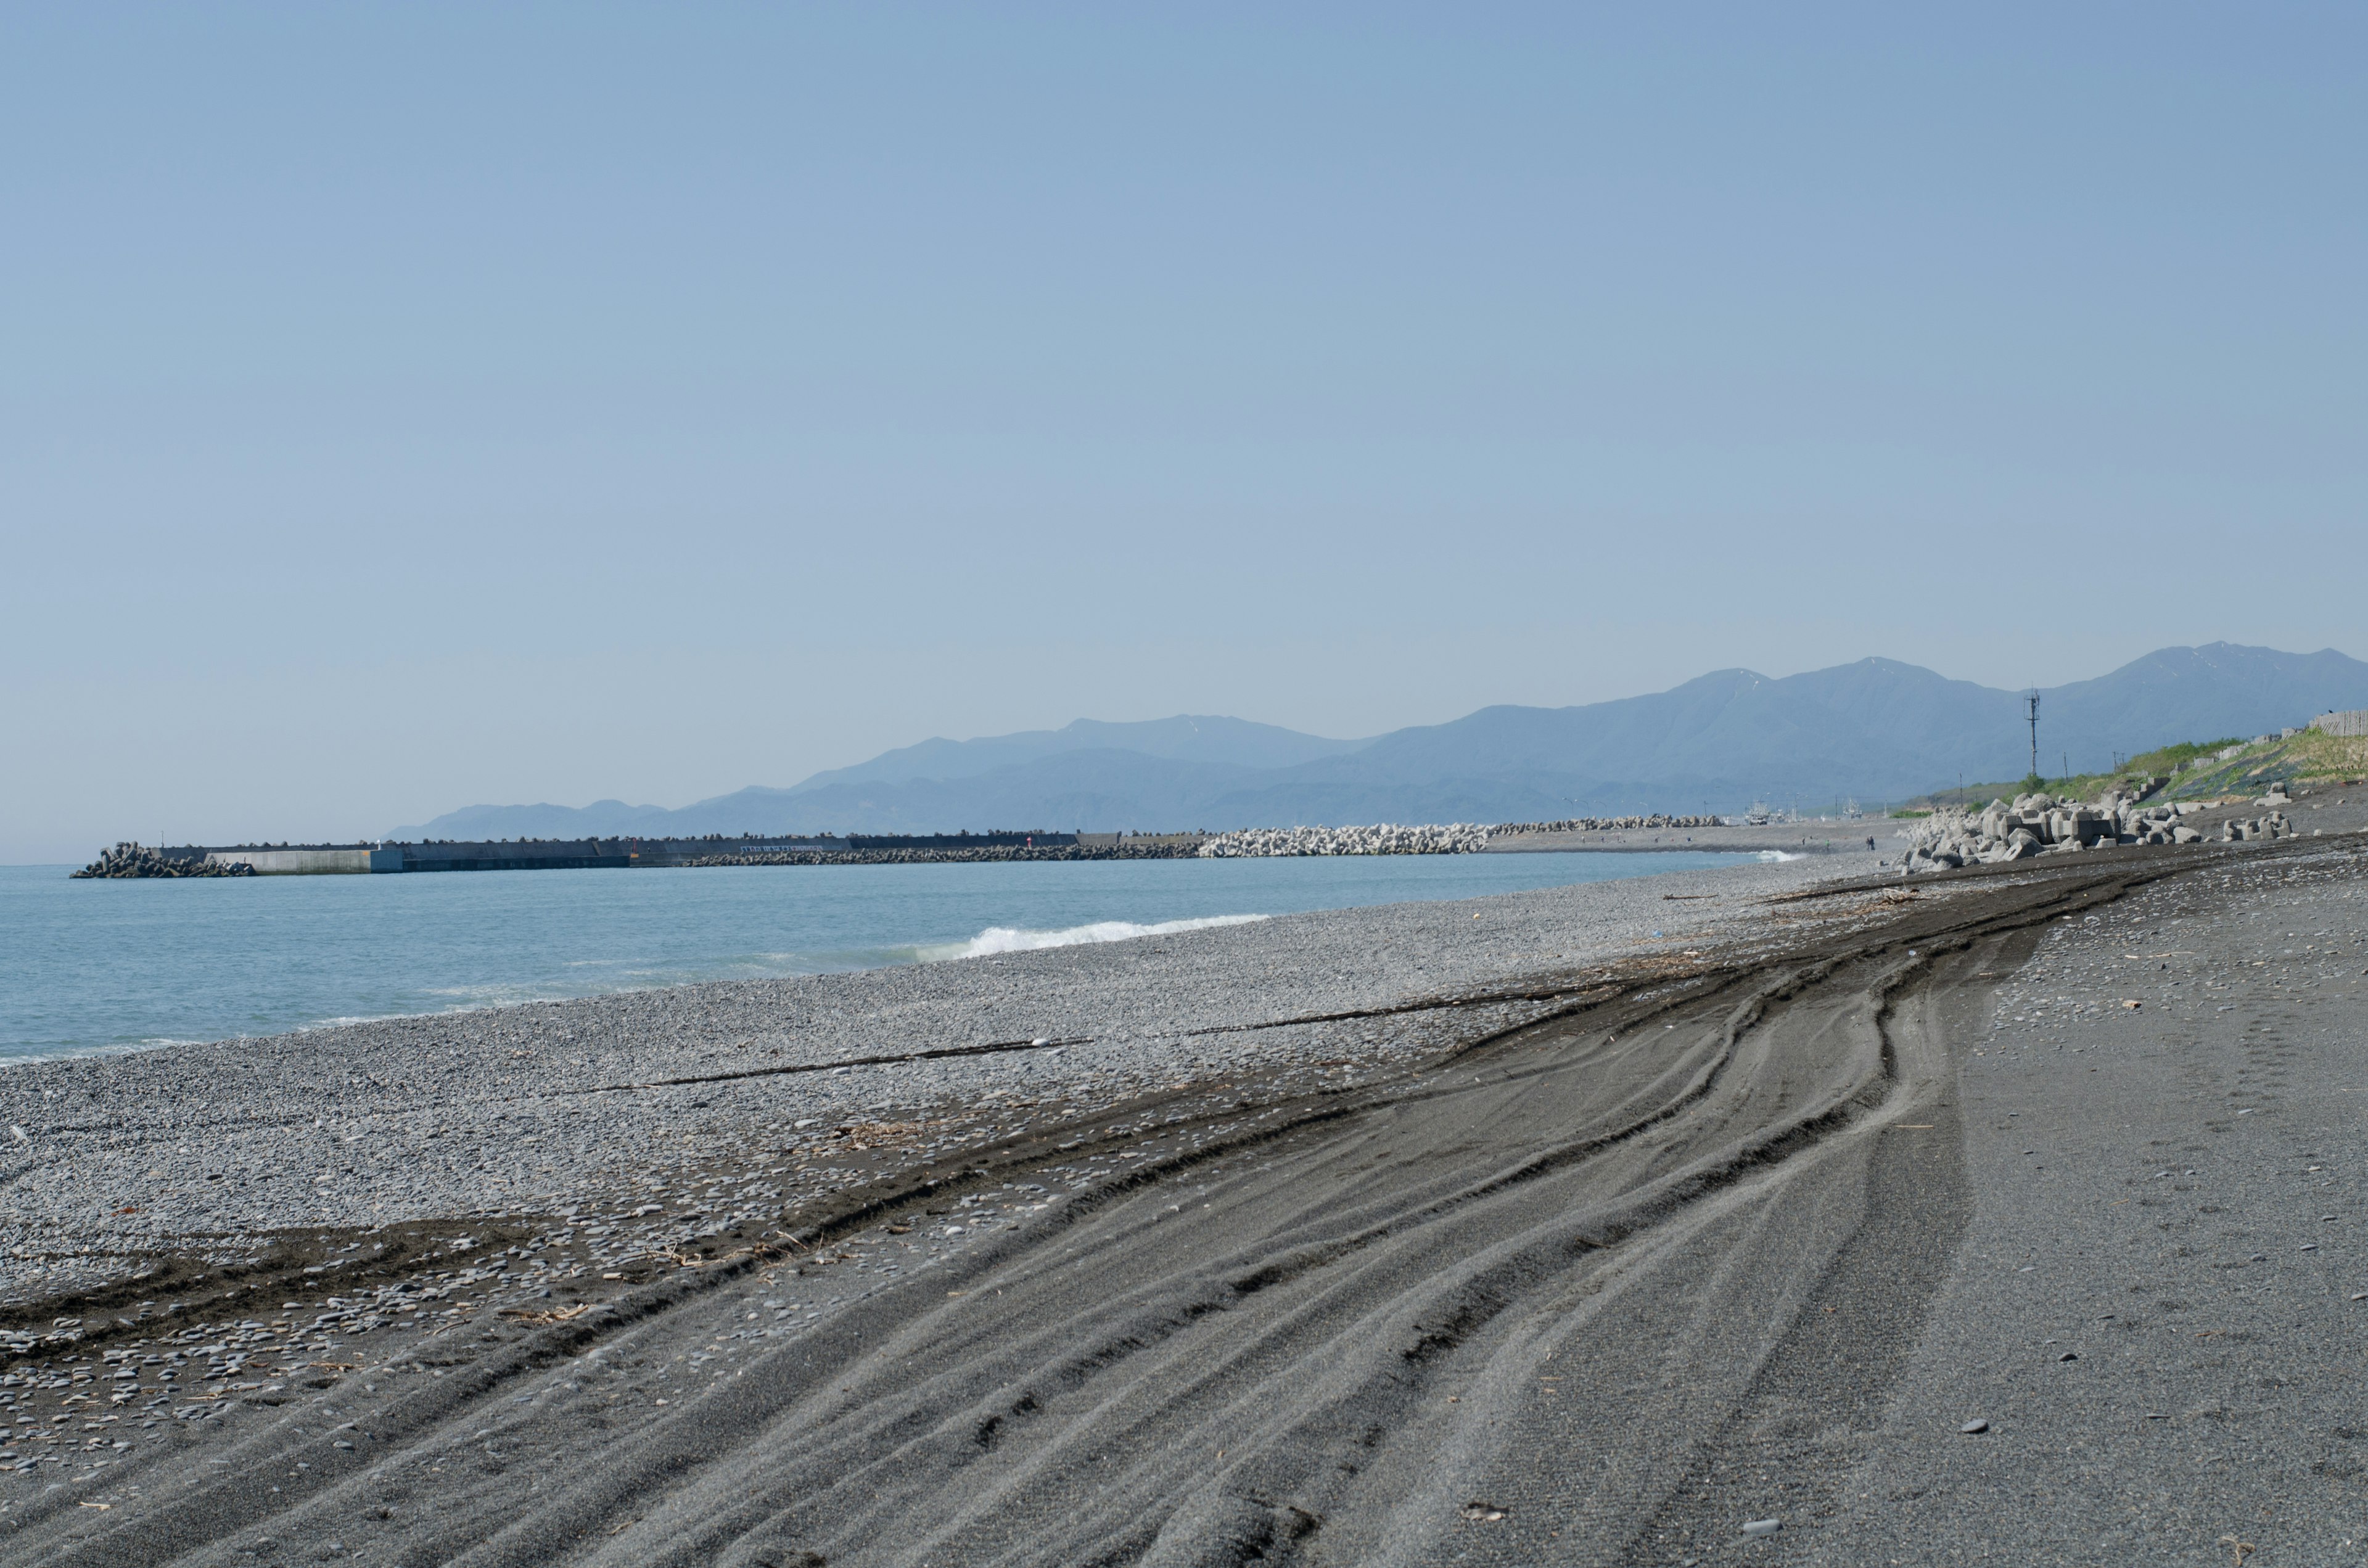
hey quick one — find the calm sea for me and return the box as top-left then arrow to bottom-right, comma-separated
0,852 -> 1760,1064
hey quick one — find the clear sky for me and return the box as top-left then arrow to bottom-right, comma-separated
5,5 -> 2363,863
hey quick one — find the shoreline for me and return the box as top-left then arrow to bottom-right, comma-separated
10,823 -> 2368,1561
1,848 -> 1769,1068
0,850 -> 1882,1308
58,813 -> 1813,878
15,845 -> 1844,879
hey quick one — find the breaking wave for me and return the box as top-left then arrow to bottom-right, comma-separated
1758,850 -> 1803,863
921,914 -> 1269,962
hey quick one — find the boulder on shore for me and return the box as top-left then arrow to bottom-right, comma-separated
1896,785 -> 2290,872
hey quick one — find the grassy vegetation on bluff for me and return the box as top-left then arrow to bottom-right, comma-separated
1907,727 -> 2368,813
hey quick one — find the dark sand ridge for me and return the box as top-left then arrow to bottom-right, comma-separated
4,823 -> 2366,1564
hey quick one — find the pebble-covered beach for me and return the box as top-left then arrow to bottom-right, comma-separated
11,821 -> 2368,1562
0,850 -> 1915,1501
1,851 -> 1885,1313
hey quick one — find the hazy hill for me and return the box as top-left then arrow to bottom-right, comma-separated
788,715 -> 1370,792
390,642 -> 2368,837
2037,643 -> 2368,759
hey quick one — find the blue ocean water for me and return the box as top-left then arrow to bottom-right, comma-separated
0,852 -> 1758,1063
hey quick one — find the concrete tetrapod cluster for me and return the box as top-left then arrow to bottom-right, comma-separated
1489,814 -> 1724,835
1196,822 -> 1492,857
2216,806 -> 2299,844
68,842 -> 257,879
1897,787 -> 2296,873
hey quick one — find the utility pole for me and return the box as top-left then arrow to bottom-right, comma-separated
2025,692 -> 2041,780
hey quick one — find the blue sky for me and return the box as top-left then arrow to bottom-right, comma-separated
5,5 -> 2363,861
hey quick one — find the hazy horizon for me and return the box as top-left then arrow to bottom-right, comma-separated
397,642 -> 2352,826
12,639 -> 2359,859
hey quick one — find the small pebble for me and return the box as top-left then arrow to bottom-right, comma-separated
1959,1418 -> 1988,1434
1741,1518 -> 1780,1536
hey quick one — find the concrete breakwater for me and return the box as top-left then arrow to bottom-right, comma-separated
84,814 -> 1782,877
1895,782 -> 2302,872
94,833 -> 1093,877
82,824 -> 1499,875
1194,818 -> 1724,857
1490,814 -> 1723,834
686,841 -> 1206,866
70,842 -> 257,879
1198,823 -> 1491,857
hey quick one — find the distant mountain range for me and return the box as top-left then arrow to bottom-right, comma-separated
392,642 -> 2368,839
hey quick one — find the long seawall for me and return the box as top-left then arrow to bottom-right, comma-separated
162,832 -> 1092,875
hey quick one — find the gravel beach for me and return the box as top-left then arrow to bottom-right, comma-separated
0,850 -> 1878,1309
7,816 -> 2368,1565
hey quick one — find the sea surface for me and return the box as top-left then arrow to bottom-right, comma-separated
0,852 -> 1762,1064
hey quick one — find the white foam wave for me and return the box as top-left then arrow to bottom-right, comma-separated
921,914 -> 1268,962
0,1036 -> 214,1067
1758,850 -> 1803,863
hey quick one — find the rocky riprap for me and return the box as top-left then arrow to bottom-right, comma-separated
1197,823 -> 1492,857
685,842 -> 1202,867
1490,814 -> 1723,834
69,843 -> 256,880
1193,815 -> 1725,858
1896,787 -> 2300,872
